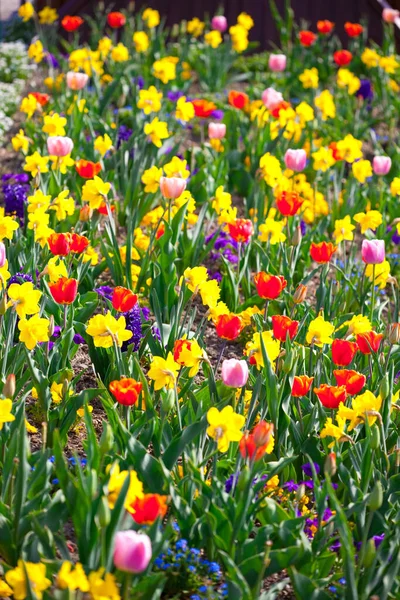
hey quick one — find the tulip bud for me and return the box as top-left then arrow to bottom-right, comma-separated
253,421 -> 273,446
383,8 -> 400,22
47,136 -> 74,157
282,350 -> 294,374
100,422 -> 114,454
96,495 -> 111,527
291,226 -> 302,246
387,323 -> 400,345
0,242 -> 6,268
379,374 -> 390,401
261,87 -> 283,110
171,23 -> 180,37
370,425 -> 380,450
159,176 -> 187,200
3,374 -> 16,398
324,452 -> 337,478
361,239 -> 385,265
221,359 -> 249,387
284,149 -> 307,172
211,15 -> 228,32
293,284 -> 307,304
162,389 -> 175,414
368,481 -> 383,511
296,484 -> 306,502
66,71 -> 89,91
237,465 -> 251,491
48,315 -> 55,338
372,155 -> 391,175
362,538 -> 376,568
0,294 -> 7,316
208,122 -> 226,140
79,205 -> 92,221
113,531 -> 152,573
268,53 -> 287,72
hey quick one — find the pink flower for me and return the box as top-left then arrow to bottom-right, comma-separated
284,149 -> 307,172
159,176 -> 187,199
373,156 -> 391,176
361,239 -> 385,264
66,71 -> 89,91
221,359 -> 249,387
113,531 -> 152,573
268,54 -> 287,72
261,87 -> 283,110
211,15 -> 227,32
208,122 -> 226,139
47,136 -> 74,157
383,8 -> 400,23
0,242 -> 6,268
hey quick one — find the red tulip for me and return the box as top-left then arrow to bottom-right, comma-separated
331,339 -> 358,366
271,315 -> 299,342
333,369 -> 366,395
112,287 -> 138,312
299,30 -> 317,46
107,11 -> 126,28
48,233 -> 70,256
317,20 -> 335,34
49,277 -> 78,305
228,90 -> 249,110
192,99 -> 217,118
75,159 -> 102,179
314,384 -> 347,409
254,272 -> 287,300
356,331 -> 383,354
61,15 -> 84,32
131,494 -> 168,525
310,242 -> 337,263
215,314 -> 243,340
109,378 -> 143,406
69,233 -> 89,253
334,50 -> 353,66
344,22 -> 363,37
292,375 -> 314,397
276,191 -> 304,216
228,219 -> 254,243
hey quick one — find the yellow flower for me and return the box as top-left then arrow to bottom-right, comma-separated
237,12 -> 254,30
337,68 -> 361,94
82,177 -> 111,210
361,48 -> 380,68
20,94 -> 38,119
206,405 -> 245,452
299,67 -> 319,89
88,569 -> 120,600
212,186 -> 232,213
148,353 -> 180,390
144,117 -> 169,147
50,382 -> 64,404
7,282 -> 42,319
107,463 -> 143,513
6,561 -> 51,600
0,260 -> 11,286
259,218 -> 286,245
97,37 -> 113,58
379,55 -> 399,74
83,246 -> 99,266
336,134 -> 363,163
352,159 -> 372,183
351,391 -> 382,428
244,330 -> 280,369
198,279 -> 220,309
295,102 -> 314,125
141,166 -> 162,193
366,260 -> 391,289
164,156 -> 190,179
49,190 -> 75,220
187,18 -> 205,37
205,30 -> 223,48
18,315 -> 50,350
333,215 -> 355,243
390,177 -> 400,196
259,153 -> 282,187
42,113 -> 67,137
28,40 -> 45,63
312,147 -> 335,172
175,338 -> 205,377
27,189 -> 51,213
137,86 -> 163,115
0,208 -> 19,240
86,312 -> 132,348
182,266 -> 208,292
133,31 -> 149,52
175,96 -> 195,122
18,2 -> 34,21
209,301 -> 229,322
69,48 -> 103,76
111,43 -> 129,62
343,314 -> 372,335
45,256 -> 68,283
38,6 -> 58,24
353,210 -> 382,233
0,398 -> 15,430
143,8 -> 160,28
0,577 -> 12,597
152,57 -> 177,84
35,225 -> 54,248
94,134 -> 113,157
320,417 -> 348,443
27,208 -> 50,232
315,90 -> 336,120
56,562 -> 89,592
306,315 -> 334,346
12,129 -> 29,154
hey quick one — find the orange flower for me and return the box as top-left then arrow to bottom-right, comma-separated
334,50 -> 353,66
98,203 -> 116,215
333,369 -> 366,395
317,20 -> 334,34
254,272 -> 287,300
49,277 -> 78,305
112,287 -> 138,312
109,378 -> 143,406
291,375 -> 314,397
271,100 -> 291,118
227,218 -> 253,243
215,314 -> 243,340
314,384 -> 347,409
192,99 -> 217,118
299,30 -> 317,46
30,92 -> 50,106
239,421 -> 274,461
75,159 -> 102,179
276,191 -> 304,216
48,233 -> 70,256
228,90 -> 249,110
69,233 -> 89,253
328,142 -> 344,161
131,494 -> 168,524
356,331 -> 383,354
271,315 -> 299,342
107,11 -> 126,28
61,15 -> 84,31
344,22 -> 363,37
331,339 -> 358,366
310,242 -> 337,263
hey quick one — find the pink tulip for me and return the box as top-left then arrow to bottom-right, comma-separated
373,156 -> 391,176
383,8 -> 400,23
221,359 -> 249,387
211,15 -> 227,32
159,176 -> 187,199
284,149 -> 307,172
113,531 -> 152,573
66,71 -> 89,91
361,239 -> 385,264
268,54 -> 287,72
208,122 -> 226,139
261,87 -> 283,110
0,242 -> 6,268
47,136 -> 74,157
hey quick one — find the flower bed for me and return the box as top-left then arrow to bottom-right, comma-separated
0,2 -> 399,599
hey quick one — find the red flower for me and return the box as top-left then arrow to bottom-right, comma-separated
356,331 -> 383,354
112,287 -> 138,312
333,369 -> 366,395
69,233 -> 89,253
292,375 -> 314,397
310,241 -> 337,263
270,100 -> 291,118
49,277 -> 78,305
98,203 -> 116,215
276,191 -> 304,216
173,339 -> 198,365
299,30 -> 317,46
331,339 -> 358,366
254,272 -> 287,300
334,50 -> 353,66
227,219 -> 254,243
156,223 -> 165,239
317,20 -> 335,34
61,15 -> 84,32
239,421 -> 274,461
329,142 -> 344,161
131,494 -> 168,524
192,99 -> 217,118
75,159 -> 102,179
48,233 -> 70,256
30,92 -> 50,107
109,378 -> 143,406
314,384 -> 347,409
107,11 -> 126,28
228,90 -> 249,110
344,22 -> 363,37
215,314 -> 243,340
271,315 -> 299,342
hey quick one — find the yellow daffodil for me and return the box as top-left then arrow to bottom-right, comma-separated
144,117 -> 169,147
18,315 -> 50,350
306,315 -> 334,346
6,561 -> 51,600
86,312 -> 132,348
0,398 -> 15,430
333,215 -> 355,243
82,177 -> 111,210
147,353 -> 180,390
7,282 -> 42,319
353,210 -> 382,233
244,330 -> 280,369
206,405 -> 245,452
94,134 -> 113,157
133,31 -> 149,53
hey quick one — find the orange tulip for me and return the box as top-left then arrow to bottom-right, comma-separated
292,375 -> 314,397
276,191 -> 303,216
310,242 -> 337,263
314,384 -> 347,409
131,494 -> 168,524
271,315 -> 299,342
109,378 -> 143,406
254,272 -> 287,300
112,287 -> 138,312
75,159 -> 102,179
49,277 -> 78,305
228,90 -> 249,110
215,314 -> 243,340
356,331 -> 383,354
333,369 -> 366,395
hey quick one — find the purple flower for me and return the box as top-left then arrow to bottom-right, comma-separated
225,473 -> 239,493
283,480 -> 298,492
73,333 -> 86,344
167,90 -> 184,102
45,52 -> 59,69
301,462 -> 320,478
117,125 -> 133,147
356,79 -> 373,101
8,272 -> 33,287
211,109 -> 224,120
122,303 -> 143,351
210,271 -> 222,282
95,285 -> 114,301
300,220 -> 307,236
2,179 -> 29,223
